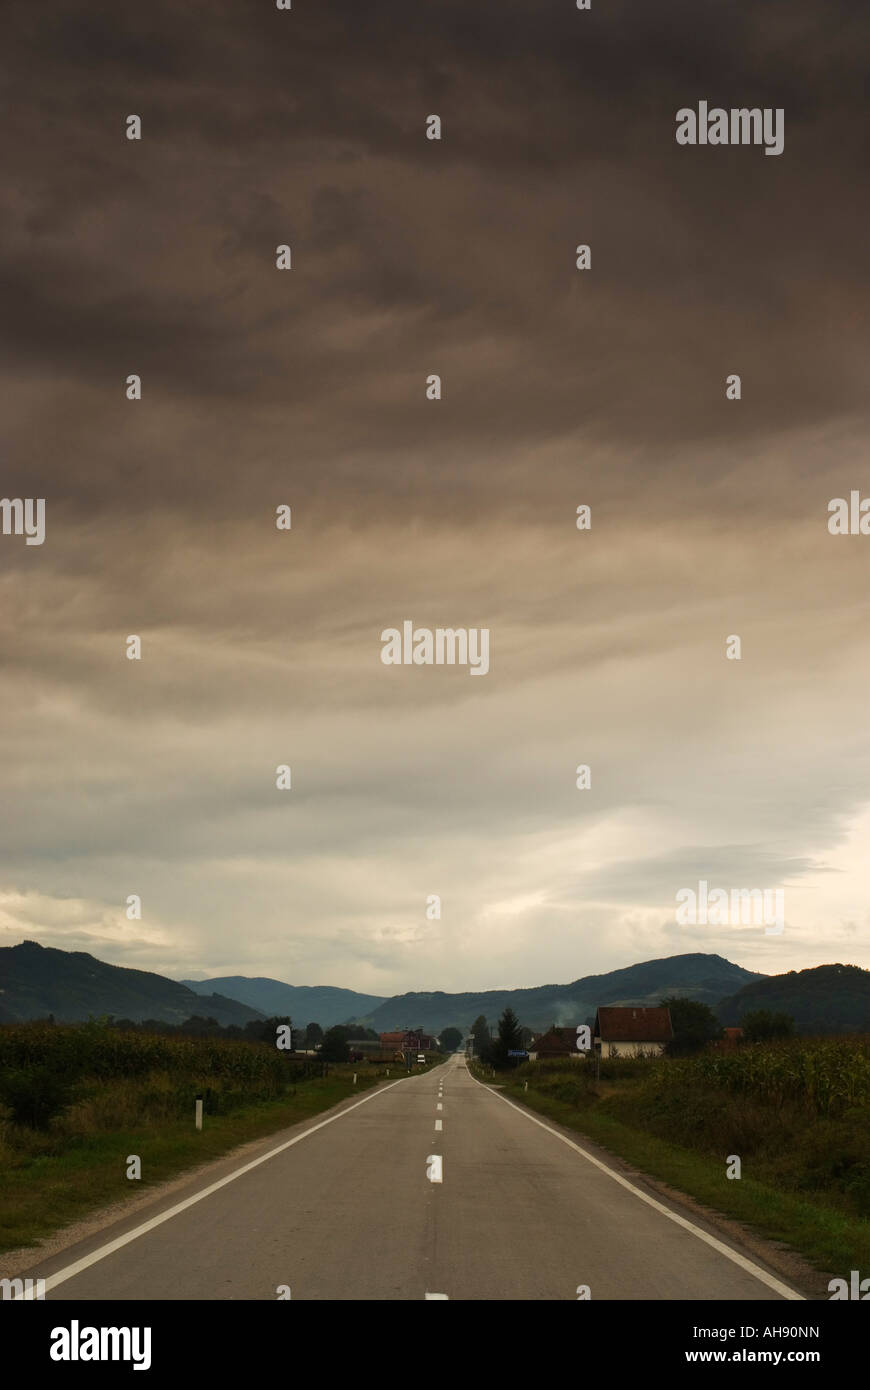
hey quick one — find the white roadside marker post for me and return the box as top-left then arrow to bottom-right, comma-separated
195,1094 -> 203,1131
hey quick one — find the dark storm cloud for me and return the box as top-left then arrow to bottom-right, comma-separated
0,0 -> 866,520
561,847 -> 825,907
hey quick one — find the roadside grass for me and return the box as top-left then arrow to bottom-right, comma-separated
469,1051 -> 870,1280
0,1056 -> 437,1255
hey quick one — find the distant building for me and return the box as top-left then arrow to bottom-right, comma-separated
527,1026 -> 587,1061
378,1029 -> 436,1055
711,1026 -> 743,1052
594,1006 -> 673,1058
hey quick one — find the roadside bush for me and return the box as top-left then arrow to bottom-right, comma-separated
0,1065 -> 74,1130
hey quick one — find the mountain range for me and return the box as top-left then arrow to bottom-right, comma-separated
351,953 -> 763,1033
184,953 -> 760,1033
6,943 -> 869,1036
179,976 -> 386,1029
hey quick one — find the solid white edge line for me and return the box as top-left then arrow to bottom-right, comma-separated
465,1064 -> 804,1301
18,1076 -> 410,1298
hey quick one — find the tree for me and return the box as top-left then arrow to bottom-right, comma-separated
305,1021 -> 324,1048
320,1026 -> 351,1062
661,996 -> 723,1056
470,1014 -> 491,1062
244,1015 -> 292,1045
180,1015 -> 222,1036
490,1007 -> 525,1069
338,1023 -> 379,1040
439,1026 -> 463,1053
741,1009 -> 795,1042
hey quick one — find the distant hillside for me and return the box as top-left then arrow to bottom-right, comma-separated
358,954 -> 763,1034
0,944 -> 765,1036
717,963 -> 870,1034
179,976 -> 387,1029
0,941 -> 265,1027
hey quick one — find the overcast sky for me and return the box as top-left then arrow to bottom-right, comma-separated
2,0 -> 869,996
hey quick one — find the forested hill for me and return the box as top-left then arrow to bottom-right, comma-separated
0,941 -> 264,1027
717,963 -> 870,1034
358,953 -> 762,1033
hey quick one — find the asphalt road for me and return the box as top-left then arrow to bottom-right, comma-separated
18,1055 -> 803,1300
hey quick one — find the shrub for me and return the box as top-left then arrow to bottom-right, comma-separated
0,1065 -> 74,1129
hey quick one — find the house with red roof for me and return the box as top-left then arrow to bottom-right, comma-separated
594,1005 -> 673,1058
378,1028 -> 436,1055
527,1026 -> 588,1061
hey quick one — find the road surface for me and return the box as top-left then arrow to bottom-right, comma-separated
16,1055 -> 803,1300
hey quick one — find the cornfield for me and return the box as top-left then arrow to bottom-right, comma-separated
0,1020 -> 290,1087
667,1037 -> 870,1117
